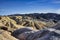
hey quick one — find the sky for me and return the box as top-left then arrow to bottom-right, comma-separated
0,0 -> 60,15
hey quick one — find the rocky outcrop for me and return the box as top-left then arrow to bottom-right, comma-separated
12,27 -> 60,40
0,29 -> 18,40
0,16 -> 24,32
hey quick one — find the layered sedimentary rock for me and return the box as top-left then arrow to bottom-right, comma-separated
0,13 -> 60,40
12,27 -> 60,40
0,16 -> 55,32
0,29 -> 18,40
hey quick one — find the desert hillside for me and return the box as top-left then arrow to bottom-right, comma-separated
0,13 -> 60,40
0,13 -> 58,31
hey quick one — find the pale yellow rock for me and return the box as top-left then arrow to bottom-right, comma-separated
0,30 -> 18,40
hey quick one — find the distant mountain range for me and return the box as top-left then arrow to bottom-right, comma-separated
7,13 -> 60,21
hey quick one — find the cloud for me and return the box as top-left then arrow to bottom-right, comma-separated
51,0 -> 60,4
26,0 -> 48,5
39,8 -> 60,14
55,9 -> 60,14
52,1 -> 60,4
0,9 -> 5,12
